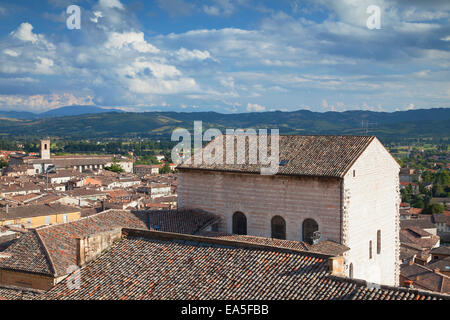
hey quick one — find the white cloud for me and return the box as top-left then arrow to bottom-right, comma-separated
10,23 -> 39,43
90,11 -> 103,23
3,49 -> 19,57
99,0 -> 124,10
35,57 -> 54,74
246,102 -> 266,112
176,48 -> 212,61
0,93 -> 94,112
105,32 -> 160,53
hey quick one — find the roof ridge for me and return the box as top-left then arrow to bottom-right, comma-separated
328,275 -> 450,299
122,228 -> 335,259
34,229 -> 58,276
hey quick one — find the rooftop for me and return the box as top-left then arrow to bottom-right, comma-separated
178,135 -> 377,178
40,228 -> 449,300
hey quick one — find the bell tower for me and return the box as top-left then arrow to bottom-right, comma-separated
40,139 -> 50,160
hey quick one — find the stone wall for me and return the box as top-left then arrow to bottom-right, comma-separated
178,170 -> 342,243
342,138 -> 400,286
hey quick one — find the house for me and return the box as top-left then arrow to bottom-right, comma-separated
137,183 -> 171,199
178,135 -> 401,286
134,164 -> 161,176
432,214 -> 450,243
8,139 -> 133,174
39,228 -> 448,300
155,155 -> 165,162
0,204 -> 81,228
400,262 -> 449,294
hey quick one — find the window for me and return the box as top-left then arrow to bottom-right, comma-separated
63,214 -> 68,223
302,218 -> 319,244
271,216 -> 286,240
349,263 -> 354,279
45,216 -> 51,225
369,240 -> 373,259
232,212 -> 247,235
353,170 -> 356,177
44,144 -> 47,150
377,230 -> 381,254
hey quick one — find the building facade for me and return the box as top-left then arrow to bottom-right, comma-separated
177,135 -> 401,286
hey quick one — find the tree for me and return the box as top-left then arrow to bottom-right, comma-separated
0,158 -> 8,168
105,163 -> 124,173
159,161 -> 171,174
423,203 -> 445,215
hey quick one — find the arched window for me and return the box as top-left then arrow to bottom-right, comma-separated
302,219 -> 319,244
232,212 -> 247,235
349,263 -> 354,279
271,216 -> 286,240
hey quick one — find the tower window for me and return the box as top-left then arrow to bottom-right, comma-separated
353,170 -> 356,177
232,212 -> 247,235
349,263 -> 354,279
271,215 -> 286,240
369,240 -> 373,259
302,218 -> 319,244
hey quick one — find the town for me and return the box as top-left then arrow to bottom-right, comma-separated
0,135 -> 448,300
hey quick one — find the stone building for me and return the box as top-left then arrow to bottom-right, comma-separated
8,139 -> 133,174
178,135 -> 401,286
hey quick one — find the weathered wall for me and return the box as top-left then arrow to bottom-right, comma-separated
342,138 -> 400,286
0,269 -> 55,290
178,170 -> 342,242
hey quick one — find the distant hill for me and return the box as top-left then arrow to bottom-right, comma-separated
39,105 -> 123,118
0,105 -> 122,120
0,107 -> 448,141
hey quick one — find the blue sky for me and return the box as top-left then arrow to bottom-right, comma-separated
0,0 -> 449,113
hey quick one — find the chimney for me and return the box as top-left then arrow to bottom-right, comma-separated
404,280 -> 414,288
328,256 -> 345,276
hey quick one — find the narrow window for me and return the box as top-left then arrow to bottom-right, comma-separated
349,263 -> 354,279
44,144 -> 47,150
369,240 -> 373,259
302,218 -> 319,244
63,214 -> 68,223
271,216 -> 286,240
232,212 -> 247,235
377,230 -> 381,254
353,170 -> 356,177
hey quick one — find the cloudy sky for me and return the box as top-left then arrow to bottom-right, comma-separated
0,0 -> 449,113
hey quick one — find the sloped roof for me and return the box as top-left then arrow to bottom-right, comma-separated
0,209 -> 219,277
40,229 -> 448,300
178,135 -> 376,178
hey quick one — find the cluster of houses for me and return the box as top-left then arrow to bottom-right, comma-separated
0,136 -> 448,300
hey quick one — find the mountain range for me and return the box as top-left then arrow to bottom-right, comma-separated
0,105 -> 122,120
0,106 -> 448,141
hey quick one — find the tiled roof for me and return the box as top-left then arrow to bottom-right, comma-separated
0,231 -> 54,275
198,232 -> 349,256
401,263 -> 450,294
40,229 -> 449,300
178,135 -> 376,178
0,285 -> 42,300
0,203 -> 80,221
400,228 -> 440,251
0,209 -> 218,277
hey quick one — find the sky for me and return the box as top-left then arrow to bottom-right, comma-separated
0,0 -> 449,114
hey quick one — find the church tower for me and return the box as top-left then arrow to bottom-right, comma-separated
40,139 -> 50,160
